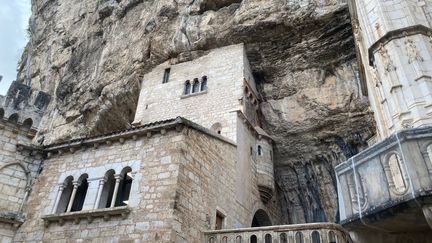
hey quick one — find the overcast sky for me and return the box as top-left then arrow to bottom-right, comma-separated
0,0 -> 31,95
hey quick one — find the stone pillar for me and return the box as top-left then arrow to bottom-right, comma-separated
110,174 -> 122,208
52,184 -> 64,214
94,178 -> 106,209
348,0 -> 432,140
66,182 -> 79,212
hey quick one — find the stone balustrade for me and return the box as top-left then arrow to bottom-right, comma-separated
204,223 -> 351,243
336,126 -> 432,231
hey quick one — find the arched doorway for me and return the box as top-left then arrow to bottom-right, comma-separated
251,210 -> 272,243
251,209 -> 272,227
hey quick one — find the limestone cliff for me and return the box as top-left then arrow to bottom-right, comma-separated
17,0 -> 374,224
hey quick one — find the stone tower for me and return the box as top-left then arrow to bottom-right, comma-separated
335,1 -> 432,242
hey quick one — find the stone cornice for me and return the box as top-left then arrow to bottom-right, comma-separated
17,117 -> 237,158
368,25 -> 432,65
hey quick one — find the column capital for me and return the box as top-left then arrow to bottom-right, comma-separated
114,174 -> 123,181
73,181 -> 80,188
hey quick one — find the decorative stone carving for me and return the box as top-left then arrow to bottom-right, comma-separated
378,44 -> 396,73
404,37 -> 424,64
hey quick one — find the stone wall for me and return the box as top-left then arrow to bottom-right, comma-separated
0,120 -> 43,243
14,120 -> 280,242
134,44 -> 249,142
173,127 -> 281,242
15,129 -> 183,242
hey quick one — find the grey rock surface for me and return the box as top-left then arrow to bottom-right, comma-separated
17,0 -> 374,223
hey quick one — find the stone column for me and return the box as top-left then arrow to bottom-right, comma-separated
110,174 -> 122,208
66,182 -> 79,212
94,178 -> 106,209
52,184 -> 65,214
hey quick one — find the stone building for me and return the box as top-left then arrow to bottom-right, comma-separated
2,1 -> 432,243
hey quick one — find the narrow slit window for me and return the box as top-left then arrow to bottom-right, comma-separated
201,76 -> 208,91
257,145 -> 262,156
162,68 -> 171,83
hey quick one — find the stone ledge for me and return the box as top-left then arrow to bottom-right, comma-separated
0,211 -> 25,227
41,206 -> 130,227
180,90 -> 208,99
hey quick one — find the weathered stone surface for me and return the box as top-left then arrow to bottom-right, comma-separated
17,0 -> 374,224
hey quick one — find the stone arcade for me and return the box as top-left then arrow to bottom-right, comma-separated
1,1 -> 432,243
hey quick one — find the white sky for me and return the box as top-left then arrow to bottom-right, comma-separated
0,0 -> 31,95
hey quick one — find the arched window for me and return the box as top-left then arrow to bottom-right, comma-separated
200,76 -> 208,91
295,232 -> 304,243
221,236 -> 227,243
311,231 -> 321,243
235,236 -> 242,243
56,176 -> 74,213
98,170 -> 116,208
192,78 -> 200,93
257,145 -> 262,156
8,113 -> 19,124
264,234 -> 272,243
71,174 -> 89,212
22,118 -> 33,130
0,163 -> 28,212
115,167 -> 133,206
280,233 -> 288,243
387,153 -> 407,194
328,231 -> 336,243
250,235 -> 257,243
0,108 -> 4,119
184,80 -> 191,95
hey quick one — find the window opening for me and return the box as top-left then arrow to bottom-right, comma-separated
215,211 -> 225,230
115,167 -> 133,206
257,145 -> 262,156
71,174 -> 89,212
201,76 -> 208,91
163,68 -> 170,83
184,80 -> 191,95
192,78 -> 200,93
99,170 -> 116,208
56,176 -> 74,213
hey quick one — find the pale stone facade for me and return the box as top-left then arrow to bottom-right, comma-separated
349,0 -> 432,140
335,1 -> 432,242
11,118 -> 280,242
0,45 -> 283,242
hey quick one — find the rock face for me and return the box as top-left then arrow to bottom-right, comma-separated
18,0 -> 374,224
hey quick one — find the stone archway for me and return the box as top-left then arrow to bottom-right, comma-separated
251,209 -> 272,227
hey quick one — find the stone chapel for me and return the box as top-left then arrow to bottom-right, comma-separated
1,0 -> 432,243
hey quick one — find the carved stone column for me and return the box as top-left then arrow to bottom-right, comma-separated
110,174 -> 122,208
66,182 -> 79,212
52,184 -> 65,214
94,178 -> 106,209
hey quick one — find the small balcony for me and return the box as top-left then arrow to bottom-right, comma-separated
335,126 -> 432,232
204,223 -> 351,243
